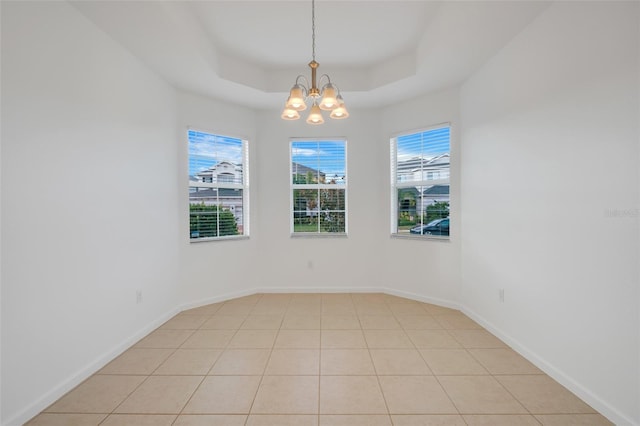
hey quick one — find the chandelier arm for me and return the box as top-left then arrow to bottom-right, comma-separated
328,82 -> 343,94
318,74 -> 332,88
294,75 -> 310,94
318,76 -> 343,95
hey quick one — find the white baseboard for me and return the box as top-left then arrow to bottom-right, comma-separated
178,288 -> 258,312
254,286 -> 387,294
461,304 -> 637,426
7,306 -> 180,426
382,287 -> 460,310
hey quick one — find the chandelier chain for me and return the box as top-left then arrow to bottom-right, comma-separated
311,0 -> 316,62
281,0 -> 348,123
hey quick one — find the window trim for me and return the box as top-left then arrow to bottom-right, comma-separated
188,128 -> 250,242
390,122 -> 451,240
289,138 -> 348,237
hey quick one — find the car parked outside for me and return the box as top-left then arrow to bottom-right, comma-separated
409,218 -> 449,236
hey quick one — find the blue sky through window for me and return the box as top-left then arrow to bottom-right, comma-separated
188,130 -> 243,177
396,127 -> 450,161
291,140 -> 346,179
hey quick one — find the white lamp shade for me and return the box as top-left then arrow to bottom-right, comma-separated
306,103 -> 324,125
330,105 -> 349,119
281,107 -> 300,120
330,95 -> 349,119
319,83 -> 338,110
286,85 -> 307,111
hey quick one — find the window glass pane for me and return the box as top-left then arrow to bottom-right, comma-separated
396,186 -> 450,235
291,140 -> 347,234
292,141 -> 345,185
396,127 -> 450,184
392,125 -> 450,238
293,188 -> 318,228
294,217 -> 319,233
293,189 -> 309,214
320,211 -> 345,233
320,189 -> 345,211
189,130 -> 244,183
189,188 -> 243,239
293,191 -> 320,233
397,187 -> 419,233
188,130 -> 247,241
292,143 -> 320,184
317,141 -> 346,185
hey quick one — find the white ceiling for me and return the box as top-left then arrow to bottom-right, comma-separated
70,1 -> 550,109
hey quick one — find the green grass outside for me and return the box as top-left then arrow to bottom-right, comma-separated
293,223 -> 319,232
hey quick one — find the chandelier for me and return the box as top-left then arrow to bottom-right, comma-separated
281,0 -> 349,124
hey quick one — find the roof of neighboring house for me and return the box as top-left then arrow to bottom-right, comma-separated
189,188 -> 242,198
398,153 -> 450,172
291,162 -> 325,177
423,185 -> 450,196
194,162 -> 243,177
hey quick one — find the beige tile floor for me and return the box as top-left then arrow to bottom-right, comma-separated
28,293 -> 613,426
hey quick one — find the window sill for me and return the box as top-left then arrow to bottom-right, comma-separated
291,233 -> 348,239
190,235 -> 250,243
391,233 -> 450,242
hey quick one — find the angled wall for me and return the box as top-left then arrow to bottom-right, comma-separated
380,88 -> 462,305
254,109 -> 389,293
460,2 -> 640,424
1,2 -> 181,424
176,91 -> 259,306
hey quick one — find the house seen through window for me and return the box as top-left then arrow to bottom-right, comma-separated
391,125 -> 450,237
188,130 -> 249,241
291,140 -> 347,235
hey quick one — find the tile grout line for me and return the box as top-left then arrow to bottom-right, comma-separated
162,298 -> 234,426
390,298 -> 465,422
442,323 -> 538,420
89,303 -> 222,425
172,295 -> 257,426
243,293 -> 290,425
318,296 -> 324,425
357,294 -> 394,424
99,327 -> 198,423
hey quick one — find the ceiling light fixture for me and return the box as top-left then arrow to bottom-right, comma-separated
281,0 -> 349,124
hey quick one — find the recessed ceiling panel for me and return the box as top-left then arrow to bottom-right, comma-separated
189,1 -> 435,69
71,0 -> 549,109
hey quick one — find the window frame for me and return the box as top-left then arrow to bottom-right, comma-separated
390,123 -> 451,240
289,138 -> 348,237
188,128 -> 250,243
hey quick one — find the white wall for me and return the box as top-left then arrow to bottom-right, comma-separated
0,1 -> 4,421
255,109 -> 390,292
460,2 -> 639,424
381,88 -> 462,305
1,2 -> 181,424
253,90 -> 460,305
176,91 -> 259,305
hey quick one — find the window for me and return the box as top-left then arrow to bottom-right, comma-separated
291,140 -> 347,235
188,130 -> 249,241
391,125 -> 450,238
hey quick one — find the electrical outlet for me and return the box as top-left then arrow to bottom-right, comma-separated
499,289 -> 505,303
136,290 -> 143,304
